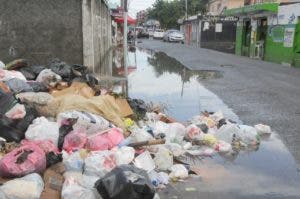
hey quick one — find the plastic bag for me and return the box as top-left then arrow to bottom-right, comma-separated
5,103 -> 26,119
169,164 -> 188,179
58,121 -> 74,150
63,150 -> 85,172
148,170 -> 169,186
215,123 -> 241,143
62,171 -> 100,199
114,146 -> 135,165
238,125 -> 260,145
5,78 -> 33,93
25,117 -> 59,147
21,139 -> 59,154
165,123 -> 186,144
0,106 -> 38,142
0,60 -> 4,69
0,142 -> 46,177
57,111 -> 110,135
16,92 -> 53,105
0,69 -> 26,81
48,58 -> 72,80
27,81 -> 48,92
63,130 -> 87,152
254,124 -> 272,135
36,69 -> 62,88
0,173 -> 44,199
86,128 -> 124,151
215,140 -> 232,153
129,126 -> 153,142
185,124 -> 202,140
0,88 -> 18,115
134,151 -> 155,172
94,164 -> 155,199
165,143 -> 185,157
154,146 -> 173,170
84,150 -> 117,177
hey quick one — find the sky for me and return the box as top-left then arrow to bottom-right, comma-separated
109,0 -> 156,18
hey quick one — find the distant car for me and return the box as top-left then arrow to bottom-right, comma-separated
137,28 -> 149,38
163,30 -> 184,43
153,29 -> 165,39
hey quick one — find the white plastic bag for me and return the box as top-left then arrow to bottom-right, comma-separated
214,140 -> 232,153
165,123 -> 186,144
36,69 -> 62,87
84,150 -> 116,177
57,111 -> 110,135
154,146 -> 173,170
0,69 -> 26,81
254,124 -> 272,135
0,60 -> 4,69
5,103 -> 26,119
215,123 -> 240,143
130,126 -> 153,142
134,151 -> 155,172
25,116 -> 59,147
63,151 -> 85,172
62,172 -> 100,199
238,125 -> 259,145
115,146 -> 135,165
169,164 -> 188,179
165,143 -> 185,157
0,173 -> 44,199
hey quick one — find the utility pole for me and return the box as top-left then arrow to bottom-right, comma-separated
185,0 -> 188,20
123,0 -> 128,77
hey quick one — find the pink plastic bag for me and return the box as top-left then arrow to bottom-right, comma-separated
63,130 -> 87,152
86,128 -> 124,151
0,142 -> 46,177
21,139 -> 59,154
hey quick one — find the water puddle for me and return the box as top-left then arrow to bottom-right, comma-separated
102,46 -> 300,198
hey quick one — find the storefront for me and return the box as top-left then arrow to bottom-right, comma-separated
225,2 -> 300,67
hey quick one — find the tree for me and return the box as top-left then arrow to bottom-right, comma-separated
148,0 -> 208,29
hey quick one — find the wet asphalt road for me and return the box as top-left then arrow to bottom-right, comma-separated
137,39 -> 300,165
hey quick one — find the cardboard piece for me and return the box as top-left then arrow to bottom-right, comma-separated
107,96 -> 134,118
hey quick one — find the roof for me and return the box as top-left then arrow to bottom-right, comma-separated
224,3 -> 279,16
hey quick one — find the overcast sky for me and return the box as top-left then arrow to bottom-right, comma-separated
128,0 -> 156,18
109,0 -> 156,18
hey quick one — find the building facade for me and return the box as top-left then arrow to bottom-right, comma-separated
224,0 -> 300,67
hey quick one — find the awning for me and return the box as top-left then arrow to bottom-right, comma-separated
114,16 -> 136,25
224,3 -> 278,16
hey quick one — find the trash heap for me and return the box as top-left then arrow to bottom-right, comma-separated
0,59 -> 272,199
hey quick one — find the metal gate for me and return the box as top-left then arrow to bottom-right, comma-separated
200,17 -> 237,54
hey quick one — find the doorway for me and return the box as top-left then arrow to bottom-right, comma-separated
242,19 -> 251,57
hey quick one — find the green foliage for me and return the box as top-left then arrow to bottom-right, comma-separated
148,0 -> 208,29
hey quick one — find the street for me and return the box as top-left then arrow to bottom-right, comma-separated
137,39 -> 300,164
130,39 -> 300,199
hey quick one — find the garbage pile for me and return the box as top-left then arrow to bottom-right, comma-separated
0,58 -> 272,199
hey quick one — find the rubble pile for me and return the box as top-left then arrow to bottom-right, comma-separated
0,59 -> 272,199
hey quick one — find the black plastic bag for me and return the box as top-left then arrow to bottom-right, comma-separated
48,59 -> 72,80
27,81 -> 49,92
19,67 -> 36,80
46,152 -> 63,168
0,106 -> 38,142
94,165 -> 155,199
0,89 -> 18,115
127,98 -> 147,119
58,119 -> 75,150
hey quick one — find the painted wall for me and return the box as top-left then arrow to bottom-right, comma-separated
227,0 -> 244,9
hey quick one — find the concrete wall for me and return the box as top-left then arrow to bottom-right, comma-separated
0,0 -> 112,73
0,0 -> 83,65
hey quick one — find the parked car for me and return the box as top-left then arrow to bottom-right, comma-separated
153,29 -> 165,39
163,30 -> 184,43
148,29 -> 154,37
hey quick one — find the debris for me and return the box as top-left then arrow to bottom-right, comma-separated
94,164 -> 155,199
169,164 -> 189,179
255,124 -> 272,135
134,150 -> 156,172
0,173 -> 44,199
